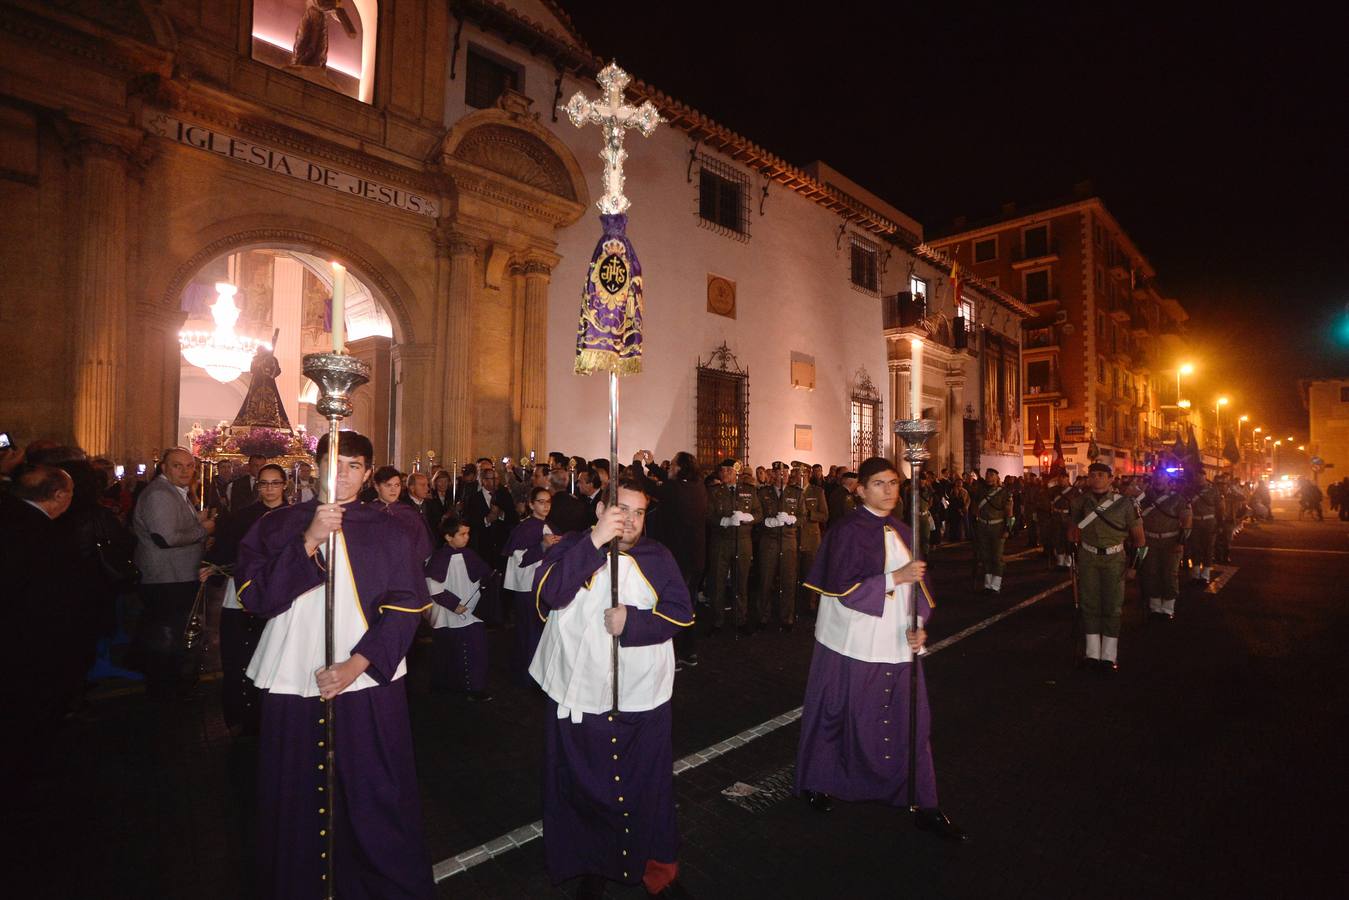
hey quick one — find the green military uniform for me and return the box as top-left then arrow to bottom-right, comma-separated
905,479 -> 935,558
1070,486 -> 1140,665
971,479 -> 1013,592
797,481 -> 829,611
1044,479 -> 1075,568
707,476 -> 763,628
1187,479 -> 1220,583
757,480 -> 803,626
1139,486 -> 1192,618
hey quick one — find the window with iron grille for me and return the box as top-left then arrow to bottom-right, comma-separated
465,47 -> 521,109
974,237 -> 997,262
850,397 -> 883,470
697,156 -> 750,239
695,344 -> 749,469
850,237 -> 878,293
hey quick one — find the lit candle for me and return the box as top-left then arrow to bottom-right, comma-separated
331,261 -> 347,353
910,338 -> 924,419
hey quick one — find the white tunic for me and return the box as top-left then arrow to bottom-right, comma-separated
814,526 -> 920,665
222,575 -> 242,611
529,552 -> 674,724
504,523 -> 553,591
245,534 -> 405,697
423,553 -> 482,630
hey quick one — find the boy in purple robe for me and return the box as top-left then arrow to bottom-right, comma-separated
505,486 -> 559,682
237,431 -> 435,899
796,456 -> 967,841
424,514 -> 493,700
530,478 -> 694,898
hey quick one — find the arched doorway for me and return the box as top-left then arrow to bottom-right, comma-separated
176,246 -> 397,462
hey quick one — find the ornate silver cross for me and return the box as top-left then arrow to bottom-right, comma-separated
561,61 -> 664,215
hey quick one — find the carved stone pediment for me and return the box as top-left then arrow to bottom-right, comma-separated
452,123 -> 577,201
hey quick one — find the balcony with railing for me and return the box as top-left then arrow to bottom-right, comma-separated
1024,325 -> 1059,349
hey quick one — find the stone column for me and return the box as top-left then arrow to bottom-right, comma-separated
125,301 -> 187,466
519,259 -> 551,453
391,342 -> 435,471
70,127 -> 137,457
438,231 -> 477,459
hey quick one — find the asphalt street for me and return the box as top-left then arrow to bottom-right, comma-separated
10,500 -> 1347,899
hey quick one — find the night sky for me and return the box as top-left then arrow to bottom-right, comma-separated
561,1 -> 1348,437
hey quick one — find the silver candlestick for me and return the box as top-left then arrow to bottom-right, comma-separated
894,416 -> 939,811
300,351 -> 369,900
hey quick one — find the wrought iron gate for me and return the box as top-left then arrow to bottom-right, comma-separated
696,343 -> 749,469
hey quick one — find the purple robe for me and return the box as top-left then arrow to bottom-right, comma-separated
533,532 -> 693,889
367,498 -> 434,562
795,508 -> 940,808
504,517 -> 550,679
236,499 -> 434,900
424,545 -> 493,693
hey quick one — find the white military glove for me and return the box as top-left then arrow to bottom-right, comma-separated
734,510 -> 755,525
719,516 -> 734,527
765,515 -> 781,528
780,513 -> 797,525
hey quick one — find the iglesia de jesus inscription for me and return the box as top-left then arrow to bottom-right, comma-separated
143,111 -> 439,218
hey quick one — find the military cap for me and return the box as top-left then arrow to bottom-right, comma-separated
719,458 -> 739,469
771,461 -> 786,470
1088,462 -> 1112,475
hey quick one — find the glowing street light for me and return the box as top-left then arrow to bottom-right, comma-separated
1176,362 -> 1195,403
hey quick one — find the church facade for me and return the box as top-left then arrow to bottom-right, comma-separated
0,0 -> 1026,473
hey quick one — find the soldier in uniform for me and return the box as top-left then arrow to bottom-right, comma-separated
1068,462 -> 1146,672
1138,470 -> 1193,620
706,459 -> 763,637
1186,473 -> 1221,584
757,462 -> 804,631
970,468 -> 1014,593
795,463 -> 829,617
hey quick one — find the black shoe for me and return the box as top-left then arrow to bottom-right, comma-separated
803,790 -> 832,812
1077,657 -> 1098,672
1098,660 -> 1119,676
467,691 -> 494,702
576,874 -> 607,900
914,807 -> 968,841
678,653 -> 699,668
736,624 -> 755,638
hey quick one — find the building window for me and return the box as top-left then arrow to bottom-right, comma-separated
1024,268 -> 1051,303
465,46 -> 522,109
250,0 -> 377,103
850,237 -> 878,293
957,296 -> 975,329
850,373 -> 884,470
909,275 -> 928,302
1097,356 -> 1106,384
1026,359 -> 1054,394
1097,312 -> 1106,340
1097,402 -> 1109,432
1022,224 -> 1050,258
1341,385 -> 1349,403
974,237 -> 997,262
697,155 -> 750,239
696,345 -> 749,469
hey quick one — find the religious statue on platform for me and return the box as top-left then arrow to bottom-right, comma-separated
233,331 -> 292,431
289,0 -> 357,70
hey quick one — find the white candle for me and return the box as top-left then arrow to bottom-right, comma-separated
910,338 -> 924,419
331,262 -> 347,353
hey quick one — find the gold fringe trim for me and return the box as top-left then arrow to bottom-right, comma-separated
575,349 -> 643,376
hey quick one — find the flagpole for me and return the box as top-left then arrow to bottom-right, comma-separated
608,371 -> 621,713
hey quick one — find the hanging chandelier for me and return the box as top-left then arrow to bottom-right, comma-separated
179,282 -> 270,383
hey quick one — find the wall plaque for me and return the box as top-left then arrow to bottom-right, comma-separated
707,274 -> 736,318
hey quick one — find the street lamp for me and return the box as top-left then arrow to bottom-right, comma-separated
1215,397 -> 1229,462
1176,362 -> 1194,404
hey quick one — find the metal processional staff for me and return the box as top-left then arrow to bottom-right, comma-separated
561,61 -> 663,712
